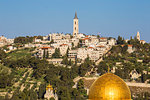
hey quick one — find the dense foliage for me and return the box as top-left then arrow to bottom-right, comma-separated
0,49 -> 6,60
97,36 -> 150,82
11,89 -> 38,100
0,47 -> 89,100
0,64 -> 13,88
1,35 -> 150,99
14,36 -> 34,44
52,48 -> 61,58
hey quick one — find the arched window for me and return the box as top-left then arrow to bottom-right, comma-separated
75,21 -> 76,24
75,27 -> 76,30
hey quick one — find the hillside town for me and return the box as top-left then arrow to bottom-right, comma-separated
0,12 -> 150,100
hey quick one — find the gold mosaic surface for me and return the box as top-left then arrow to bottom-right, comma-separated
89,73 -> 131,100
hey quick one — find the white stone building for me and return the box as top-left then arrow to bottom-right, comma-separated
77,33 -> 85,39
90,38 -> 99,45
108,38 -> 116,46
70,38 -> 79,47
98,37 -> 108,46
65,34 -> 71,39
127,45 -> 134,53
59,44 -> 69,56
47,58 -> 63,64
68,50 -> 77,60
130,69 -> 141,80
44,84 -> 58,100
38,47 -> 55,58
54,39 -> 69,44
77,48 -> 88,61
96,45 -> 106,52
0,36 -> 14,47
82,38 -> 91,46
88,50 -> 100,61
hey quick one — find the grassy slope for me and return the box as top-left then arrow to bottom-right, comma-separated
7,48 -> 33,60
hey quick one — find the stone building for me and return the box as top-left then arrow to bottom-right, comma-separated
38,47 -> 55,58
127,45 -> 134,53
77,48 -> 88,61
47,59 -> 63,65
68,50 -> 77,61
70,38 -> 79,47
59,44 -> 69,56
82,38 -> 91,46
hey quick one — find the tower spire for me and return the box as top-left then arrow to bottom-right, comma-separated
73,11 -> 79,37
74,12 -> 78,19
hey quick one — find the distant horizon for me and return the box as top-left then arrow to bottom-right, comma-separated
0,0 -> 150,42
0,31 -> 143,42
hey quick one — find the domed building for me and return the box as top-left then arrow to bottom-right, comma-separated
89,73 -> 131,100
44,84 -> 58,100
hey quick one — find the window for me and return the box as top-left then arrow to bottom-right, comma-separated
75,27 -> 76,30
75,21 -> 76,24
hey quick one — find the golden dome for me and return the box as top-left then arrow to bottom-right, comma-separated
46,84 -> 53,90
89,73 -> 131,100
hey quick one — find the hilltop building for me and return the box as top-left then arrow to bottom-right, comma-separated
73,12 -> 79,37
35,12 -> 116,64
136,31 -> 140,41
0,35 -> 14,47
136,31 -> 146,44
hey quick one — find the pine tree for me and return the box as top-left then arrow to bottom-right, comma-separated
46,50 -> 49,59
43,49 -> 46,58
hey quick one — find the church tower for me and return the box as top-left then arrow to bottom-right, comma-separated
136,31 -> 140,41
73,12 -> 79,37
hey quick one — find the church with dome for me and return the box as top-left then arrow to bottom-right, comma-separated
44,84 -> 58,100
88,72 -> 131,100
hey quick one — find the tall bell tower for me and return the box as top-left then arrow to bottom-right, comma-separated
137,31 -> 140,41
73,12 -> 79,37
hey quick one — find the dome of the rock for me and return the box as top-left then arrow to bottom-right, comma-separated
89,73 -> 131,100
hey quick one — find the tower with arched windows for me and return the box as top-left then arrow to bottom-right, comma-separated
73,12 -> 79,37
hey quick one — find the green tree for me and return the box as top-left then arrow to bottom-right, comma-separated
43,49 -> 46,58
29,89 -> 38,100
52,48 -> 61,58
117,36 -> 125,44
38,84 -> 46,99
50,39 -> 54,44
97,61 -> 108,75
36,35 -> 43,40
14,36 -> 33,44
122,44 -> 128,54
46,50 -> 49,59
141,73 -> 147,83
77,79 -> 87,98
61,56 -> 69,65
0,49 -> 6,60
50,97 -> 55,100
